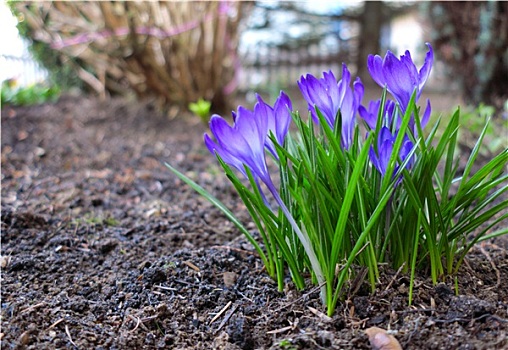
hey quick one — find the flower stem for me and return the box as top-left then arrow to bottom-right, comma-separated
265,180 -> 326,303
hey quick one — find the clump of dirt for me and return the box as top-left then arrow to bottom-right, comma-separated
2,95 -> 507,349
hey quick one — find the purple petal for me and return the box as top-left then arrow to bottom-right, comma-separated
204,133 -> 246,176
379,127 -> 394,146
353,77 -> 364,109
323,70 -> 340,109
382,52 -> 414,108
367,54 -> 386,87
238,106 -> 267,158
400,50 -> 419,87
418,43 -> 434,93
210,115 -> 250,159
273,91 -> 292,145
298,75 -> 319,121
337,64 -> 351,105
369,147 -> 382,173
385,100 -> 397,128
255,94 -> 278,157
379,138 -> 394,175
400,137 -> 415,167
359,99 -> 380,129
359,105 -> 375,130
421,99 -> 431,130
255,94 -> 276,139
307,75 -> 334,117
340,88 -> 355,149
204,132 -> 218,155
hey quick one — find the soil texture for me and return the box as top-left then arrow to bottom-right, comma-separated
2,95 -> 507,349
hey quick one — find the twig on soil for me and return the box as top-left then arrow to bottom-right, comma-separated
154,285 -> 178,291
478,243 -> 501,289
127,314 -> 150,332
307,306 -> 333,323
215,304 -> 239,333
127,315 -> 141,333
236,290 -> 254,303
183,260 -> 201,272
349,267 -> 368,297
65,324 -> 78,348
385,263 -> 406,292
209,301 -> 232,325
46,318 -> 65,330
349,317 -> 369,327
267,319 -> 300,335
20,302 -> 45,314
140,315 -> 159,323
266,326 -> 293,335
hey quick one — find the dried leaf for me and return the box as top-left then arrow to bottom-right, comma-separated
223,271 -> 237,287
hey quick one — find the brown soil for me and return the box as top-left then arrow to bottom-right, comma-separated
2,95 -> 507,349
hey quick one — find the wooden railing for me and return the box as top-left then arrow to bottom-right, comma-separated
236,41 -> 357,93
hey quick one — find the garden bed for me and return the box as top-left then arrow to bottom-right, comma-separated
1,95 -> 507,349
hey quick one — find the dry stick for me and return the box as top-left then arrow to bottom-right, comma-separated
154,285 -> 177,292
127,315 -> 141,334
266,326 -> 293,335
385,263 -> 406,292
209,301 -> 232,325
183,260 -> 200,272
20,302 -> 45,314
46,318 -> 65,330
127,314 -> 150,332
140,315 -> 159,323
307,306 -> 333,323
349,267 -> 368,296
65,324 -> 78,348
215,304 -> 239,333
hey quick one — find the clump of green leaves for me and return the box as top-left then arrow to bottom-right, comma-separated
188,98 -> 212,124
458,103 -> 507,155
1,80 -> 60,106
166,45 -> 508,316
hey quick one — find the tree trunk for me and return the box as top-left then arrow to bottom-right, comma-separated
357,1 -> 385,85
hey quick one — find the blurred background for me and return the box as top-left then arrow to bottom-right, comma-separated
1,1 -> 507,118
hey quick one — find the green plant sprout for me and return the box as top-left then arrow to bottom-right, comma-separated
188,98 -> 212,124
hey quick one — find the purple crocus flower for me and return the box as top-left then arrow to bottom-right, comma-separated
367,44 -> 433,132
368,43 -> 433,110
256,91 -> 293,158
204,91 -> 293,183
298,64 -> 364,149
205,105 -> 271,184
359,99 -> 397,130
369,127 -> 414,180
204,96 -> 325,288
